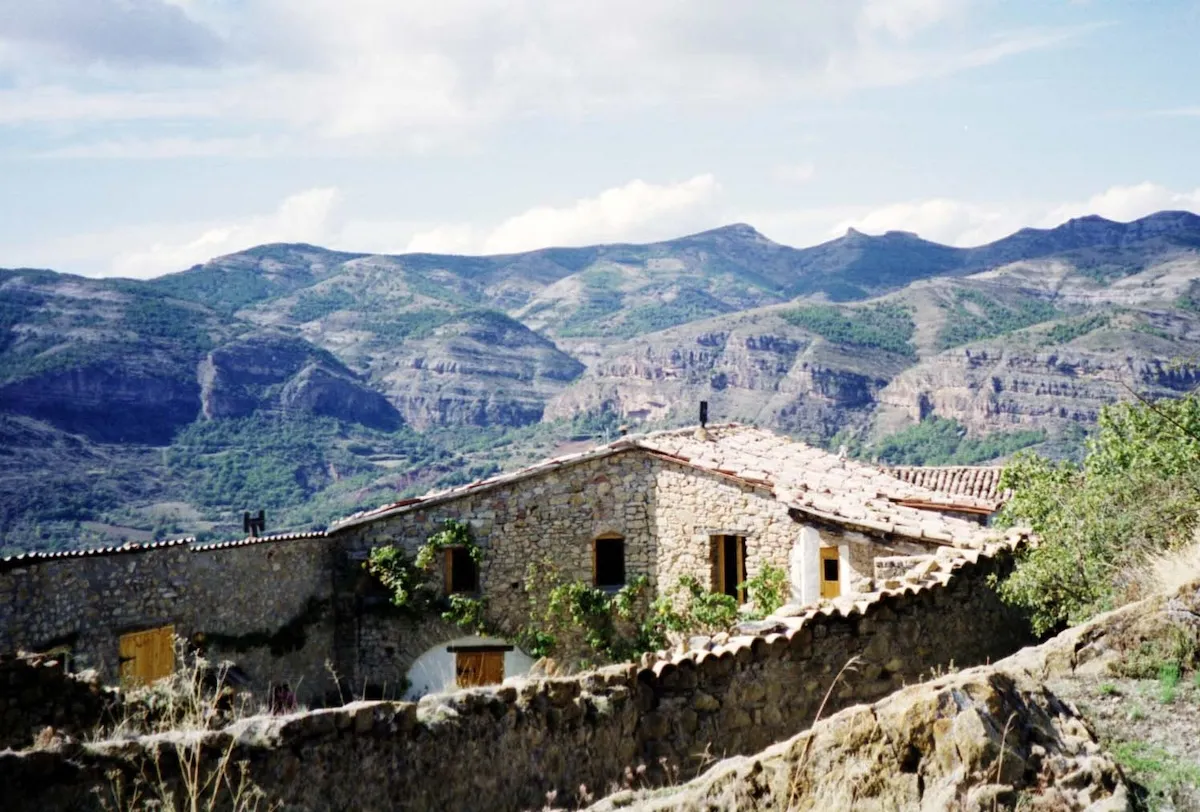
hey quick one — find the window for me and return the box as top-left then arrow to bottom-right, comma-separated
819,546 -> 841,599
444,547 -> 479,594
711,534 -> 746,603
593,536 -> 626,589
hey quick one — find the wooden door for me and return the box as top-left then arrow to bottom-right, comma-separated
819,547 -> 841,599
455,651 -> 504,688
119,625 -> 175,688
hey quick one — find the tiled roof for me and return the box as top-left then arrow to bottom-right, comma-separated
0,537 -> 194,571
1,531 -> 330,567
190,530 -> 328,552
331,424 -> 1010,548
884,466 -> 1009,506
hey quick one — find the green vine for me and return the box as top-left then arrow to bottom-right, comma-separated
740,563 -> 789,619
365,519 -> 488,631
442,594 -> 488,634
415,519 -> 483,569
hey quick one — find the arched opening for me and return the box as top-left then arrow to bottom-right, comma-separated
403,635 -> 534,700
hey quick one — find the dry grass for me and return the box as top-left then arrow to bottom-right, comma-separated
786,655 -> 862,809
94,638 -> 277,812
1131,533 -> 1200,599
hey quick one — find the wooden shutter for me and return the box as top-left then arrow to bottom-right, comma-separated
119,625 -> 175,688
819,547 -> 841,599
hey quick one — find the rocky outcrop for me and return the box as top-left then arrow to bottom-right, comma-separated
875,342 -> 1200,437
279,364 -> 401,429
547,312 -> 902,438
369,312 -> 585,430
585,577 -> 1200,811
0,360 -> 202,444
199,331 -> 403,429
586,667 -> 1130,811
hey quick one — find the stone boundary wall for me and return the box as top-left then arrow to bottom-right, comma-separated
0,653 -> 118,751
0,534 -> 338,701
0,543 -> 1032,812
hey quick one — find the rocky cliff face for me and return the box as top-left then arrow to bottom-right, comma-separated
874,332 -> 1200,438
199,330 -> 402,429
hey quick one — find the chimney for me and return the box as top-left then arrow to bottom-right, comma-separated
243,510 -> 266,538
695,401 -> 710,442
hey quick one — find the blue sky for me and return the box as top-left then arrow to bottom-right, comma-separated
1,0 -> 1198,278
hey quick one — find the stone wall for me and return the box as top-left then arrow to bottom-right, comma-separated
0,536 -> 338,702
0,653 -> 118,751
0,546 -> 1032,812
652,461 -> 794,593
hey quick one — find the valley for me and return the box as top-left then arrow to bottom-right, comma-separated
2,211 -> 1200,553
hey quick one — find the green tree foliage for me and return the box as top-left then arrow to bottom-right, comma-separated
1038,314 -> 1111,347
870,417 -> 1046,465
366,520 -> 486,628
938,290 -> 1060,349
740,563 -> 789,618
996,394 -> 1200,634
289,288 -> 356,322
781,303 -> 916,357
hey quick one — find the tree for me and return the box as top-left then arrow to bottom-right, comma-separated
995,393 -> 1200,634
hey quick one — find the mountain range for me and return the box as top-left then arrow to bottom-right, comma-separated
3,210 -> 1200,552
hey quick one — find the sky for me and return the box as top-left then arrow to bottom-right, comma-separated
1,0 -> 1199,279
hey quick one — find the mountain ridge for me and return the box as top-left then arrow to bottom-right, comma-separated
3,208 -> 1200,550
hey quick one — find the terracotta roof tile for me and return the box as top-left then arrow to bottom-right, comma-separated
330,424 -> 1016,548
883,465 -> 1010,505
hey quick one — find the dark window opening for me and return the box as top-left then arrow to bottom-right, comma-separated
823,557 -> 839,583
447,547 -> 479,594
594,537 -> 626,588
712,534 -> 746,603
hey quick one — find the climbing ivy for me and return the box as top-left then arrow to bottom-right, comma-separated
414,519 -> 483,569
365,519 -> 486,627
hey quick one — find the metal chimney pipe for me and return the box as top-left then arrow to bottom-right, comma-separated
699,401 -> 709,428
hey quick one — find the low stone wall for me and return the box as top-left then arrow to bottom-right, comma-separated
0,654 -> 117,751
0,544 -> 1032,811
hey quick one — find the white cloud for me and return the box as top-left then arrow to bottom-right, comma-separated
405,175 -> 722,255
33,179 -> 1200,280
0,0 -> 224,66
1042,182 -> 1200,227
109,188 -> 342,278
0,0 -> 1083,152
758,182 -> 1200,248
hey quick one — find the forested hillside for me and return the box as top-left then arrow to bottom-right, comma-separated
3,210 -> 1200,553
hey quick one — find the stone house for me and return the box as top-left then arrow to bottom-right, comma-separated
0,422 -> 1006,702
330,423 -> 1003,696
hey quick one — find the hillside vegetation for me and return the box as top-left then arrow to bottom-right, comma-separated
3,211 -> 1200,550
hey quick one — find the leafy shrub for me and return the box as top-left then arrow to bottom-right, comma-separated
996,394 -> 1200,634
781,303 -> 916,357
289,288 -> 355,322
1038,314 -> 1111,347
741,564 -> 789,618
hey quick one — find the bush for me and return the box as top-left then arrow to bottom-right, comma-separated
995,394 -> 1200,634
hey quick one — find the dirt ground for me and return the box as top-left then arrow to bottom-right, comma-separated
1050,673 -> 1200,811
